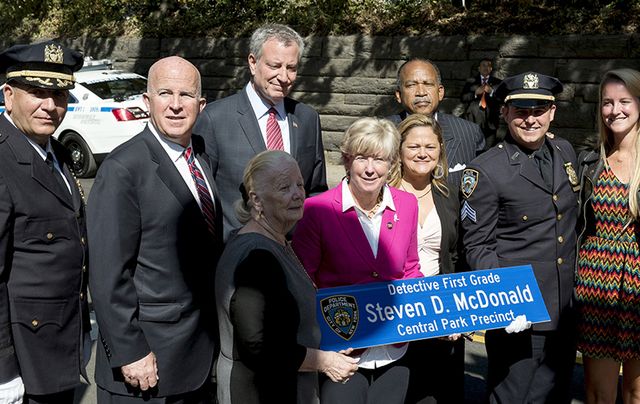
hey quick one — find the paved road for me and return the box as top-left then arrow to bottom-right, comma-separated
75,173 -> 589,403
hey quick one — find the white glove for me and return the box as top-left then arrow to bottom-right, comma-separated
505,315 -> 532,334
0,376 -> 25,404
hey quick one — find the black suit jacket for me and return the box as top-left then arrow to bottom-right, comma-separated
0,115 -> 89,395
386,111 -> 485,188
88,128 -> 223,397
194,87 -> 328,241
432,186 -> 460,275
461,75 -> 502,142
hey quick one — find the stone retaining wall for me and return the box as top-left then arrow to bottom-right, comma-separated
12,34 -> 639,163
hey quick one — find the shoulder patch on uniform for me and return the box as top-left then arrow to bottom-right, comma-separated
461,169 -> 479,199
460,200 -> 477,223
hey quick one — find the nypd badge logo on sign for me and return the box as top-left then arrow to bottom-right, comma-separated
320,295 -> 359,341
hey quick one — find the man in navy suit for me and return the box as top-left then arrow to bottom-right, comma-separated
461,58 -> 503,147
387,58 -> 485,188
88,56 -> 222,402
194,23 -> 327,241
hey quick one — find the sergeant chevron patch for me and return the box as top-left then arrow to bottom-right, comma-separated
460,200 -> 477,223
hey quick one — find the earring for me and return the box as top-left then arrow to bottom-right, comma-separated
432,163 -> 445,180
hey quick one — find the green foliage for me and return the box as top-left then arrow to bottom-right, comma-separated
0,0 -> 638,39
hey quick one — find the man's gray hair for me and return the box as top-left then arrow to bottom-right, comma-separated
396,58 -> 442,89
249,24 -> 305,62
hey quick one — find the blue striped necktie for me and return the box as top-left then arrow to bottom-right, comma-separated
184,146 -> 216,237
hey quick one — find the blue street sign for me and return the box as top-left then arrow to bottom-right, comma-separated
317,265 -> 549,351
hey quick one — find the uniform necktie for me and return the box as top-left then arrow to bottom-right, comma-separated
45,152 -> 71,197
533,145 -> 553,190
266,108 -> 284,151
184,146 -> 217,237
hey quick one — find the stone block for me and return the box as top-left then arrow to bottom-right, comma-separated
303,57 -> 400,78
467,35 -> 510,51
295,77 -> 396,95
498,36 -> 538,57
161,38 -> 226,58
497,58 -> 556,77
576,84 -> 600,103
390,36 -> 467,60
556,59 -> 640,83
323,36 -> 393,58
540,35 -> 629,58
553,101 -> 596,129
303,36 -> 323,57
320,115 -> 360,132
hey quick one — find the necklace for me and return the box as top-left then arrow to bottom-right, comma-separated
401,183 -> 432,199
252,218 -> 286,245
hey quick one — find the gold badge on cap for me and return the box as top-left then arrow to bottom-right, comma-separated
564,162 -> 580,192
523,73 -> 539,89
44,44 -> 64,64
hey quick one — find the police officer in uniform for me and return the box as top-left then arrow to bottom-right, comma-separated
460,72 -> 578,403
0,42 -> 89,403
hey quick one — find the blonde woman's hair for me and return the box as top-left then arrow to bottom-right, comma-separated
235,150 -> 297,224
598,68 -> 640,220
340,117 -> 400,175
388,114 -> 449,197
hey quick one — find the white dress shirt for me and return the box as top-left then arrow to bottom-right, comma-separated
148,124 -> 214,209
341,180 -> 408,369
246,82 -> 291,153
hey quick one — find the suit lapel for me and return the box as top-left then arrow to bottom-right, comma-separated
237,89 -> 267,153
376,199 -> 398,267
0,117 -> 75,209
550,139 -> 572,194
142,129 -> 195,209
505,140 -> 548,191
286,98 -> 299,157
52,140 -> 83,211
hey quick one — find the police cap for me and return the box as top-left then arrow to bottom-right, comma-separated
0,41 -> 83,90
494,72 -> 563,109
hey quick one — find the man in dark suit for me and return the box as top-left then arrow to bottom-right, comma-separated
88,56 -> 223,403
0,42 -> 89,403
194,23 -> 327,241
387,58 -> 485,188
461,58 -> 503,147
461,72 -> 578,403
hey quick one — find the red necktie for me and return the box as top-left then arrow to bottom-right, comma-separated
184,146 -> 216,237
266,108 -> 284,151
479,77 -> 488,109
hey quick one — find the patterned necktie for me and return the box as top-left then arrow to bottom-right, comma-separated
266,108 -> 284,150
184,146 -> 217,236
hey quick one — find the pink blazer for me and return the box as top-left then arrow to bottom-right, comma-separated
292,184 -> 422,288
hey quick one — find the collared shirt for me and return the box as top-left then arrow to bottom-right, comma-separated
245,82 -> 291,153
341,179 -> 395,258
4,113 -> 71,193
341,179 -> 407,368
148,124 -> 215,209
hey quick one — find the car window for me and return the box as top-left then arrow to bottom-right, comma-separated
82,77 -> 147,101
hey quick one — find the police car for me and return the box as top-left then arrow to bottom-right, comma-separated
0,58 -> 149,177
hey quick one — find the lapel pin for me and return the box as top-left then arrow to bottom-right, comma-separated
387,222 -> 393,229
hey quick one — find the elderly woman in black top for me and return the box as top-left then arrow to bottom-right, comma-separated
215,150 -> 357,404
